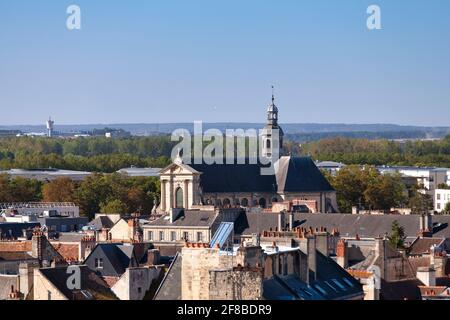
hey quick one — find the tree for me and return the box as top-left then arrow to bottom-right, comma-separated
409,191 -> 433,214
364,173 -> 406,211
388,220 -> 406,249
331,165 -> 378,212
443,202 -> 450,214
42,178 -> 76,202
100,199 -> 128,214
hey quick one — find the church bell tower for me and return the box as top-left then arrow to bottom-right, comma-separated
261,87 -> 284,159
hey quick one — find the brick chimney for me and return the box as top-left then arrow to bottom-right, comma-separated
146,248 -> 161,265
80,236 -> 96,261
336,239 -> 348,269
31,229 -> 45,262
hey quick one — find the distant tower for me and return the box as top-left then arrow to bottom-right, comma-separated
261,86 -> 284,159
46,117 -> 54,138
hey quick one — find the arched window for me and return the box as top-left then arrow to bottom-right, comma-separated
266,139 -> 271,149
241,198 -> 249,207
175,187 -> 184,208
259,198 -> 267,208
223,198 -> 231,207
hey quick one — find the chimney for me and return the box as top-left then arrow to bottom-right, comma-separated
99,228 -> 110,242
278,211 -> 285,231
288,212 -> 294,231
252,233 -> 261,247
19,261 -> 38,297
417,267 -> 436,287
430,246 -> 448,277
146,249 -> 161,265
306,236 -> 317,283
374,236 -> 386,279
425,213 -> 433,233
315,230 -> 329,257
336,239 -> 348,269
31,230 -> 45,262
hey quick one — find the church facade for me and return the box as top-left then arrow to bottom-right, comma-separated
158,95 -> 338,213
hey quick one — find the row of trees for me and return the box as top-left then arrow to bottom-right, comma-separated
0,174 -> 160,220
300,135 -> 450,167
323,165 -> 437,214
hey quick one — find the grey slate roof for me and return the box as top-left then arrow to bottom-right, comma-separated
144,210 -> 218,228
236,212 -> 450,239
85,243 -> 138,277
39,265 -> 117,300
154,252 -> 182,300
275,157 -> 334,193
0,222 -> 40,239
408,237 -> 445,256
88,216 -> 115,230
186,156 -> 333,194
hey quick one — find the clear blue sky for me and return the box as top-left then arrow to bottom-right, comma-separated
0,0 -> 449,126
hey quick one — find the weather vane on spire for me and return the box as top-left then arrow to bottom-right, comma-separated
271,85 -> 275,104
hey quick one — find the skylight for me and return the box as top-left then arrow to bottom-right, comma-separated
331,279 -> 347,291
342,278 -> 355,287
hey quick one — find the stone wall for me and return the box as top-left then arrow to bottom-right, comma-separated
209,269 -> 263,300
111,266 -> 162,300
33,269 -> 67,300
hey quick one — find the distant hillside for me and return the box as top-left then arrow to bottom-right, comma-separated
1,123 -> 450,140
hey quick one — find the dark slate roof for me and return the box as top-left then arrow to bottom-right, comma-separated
144,210 -> 218,228
275,157 -> 334,192
262,251 -> 362,300
408,237 -> 445,256
154,253 -> 182,300
39,265 -> 117,300
0,222 -> 40,239
187,156 -> 333,194
236,212 -> 450,239
88,216 -> 115,230
190,162 -> 277,193
93,244 -> 137,275
380,279 -> 423,300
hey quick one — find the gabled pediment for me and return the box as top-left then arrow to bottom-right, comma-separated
159,162 -> 201,176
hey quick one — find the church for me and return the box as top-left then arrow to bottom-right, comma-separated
158,94 -> 338,213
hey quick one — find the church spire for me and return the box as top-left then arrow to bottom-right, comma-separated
267,86 -> 278,126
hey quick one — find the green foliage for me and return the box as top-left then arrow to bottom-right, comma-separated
100,199 -> 128,215
408,191 -> 434,215
388,220 -> 406,249
328,166 -> 406,212
74,173 -> 159,219
442,202 -> 450,214
0,174 -> 43,202
299,137 -> 450,167
0,136 -> 173,172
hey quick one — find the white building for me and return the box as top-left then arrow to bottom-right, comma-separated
0,168 -> 92,181
316,161 -> 346,175
0,202 -> 80,218
378,166 -> 447,191
434,189 -> 450,213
